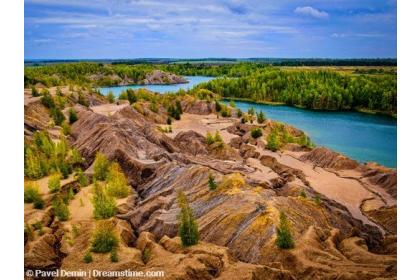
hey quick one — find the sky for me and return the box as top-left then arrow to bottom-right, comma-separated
24,0 -> 397,59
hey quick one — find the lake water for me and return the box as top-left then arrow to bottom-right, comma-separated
98,76 -> 215,96
98,77 -> 397,167
224,100 -> 397,168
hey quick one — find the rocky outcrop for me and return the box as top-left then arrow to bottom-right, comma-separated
361,163 -> 397,199
300,147 -> 359,170
182,99 -> 216,115
174,130 -> 208,156
144,70 -> 187,85
24,98 -> 51,136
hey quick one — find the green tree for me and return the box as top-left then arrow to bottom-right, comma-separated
177,192 -> 199,247
68,108 -> 78,124
251,128 -> 263,138
208,173 -> 217,191
106,162 -> 131,198
92,182 -> 117,219
48,173 -> 61,193
257,110 -> 266,124
107,92 -> 115,103
52,197 -> 70,221
276,212 -> 294,249
93,152 -> 110,181
90,221 -> 119,253
266,131 -> 280,152
31,86 -> 40,97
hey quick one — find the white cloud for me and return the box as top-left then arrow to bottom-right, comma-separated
294,6 -> 329,19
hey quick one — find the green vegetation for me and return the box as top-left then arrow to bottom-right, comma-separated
251,128 -> 263,139
68,108 -> 78,124
106,92 -> 115,103
314,194 -> 322,206
90,221 -> 119,253
142,248 -> 151,264
48,173 -> 61,193
110,249 -> 119,262
266,131 -> 280,152
61,121 -> 71,135
177,192 -> 199,247
105,162 -> 131,198
276,212 -> 294,249
92,182 -> 117,219
93,152 -> 110,181
199,69 -> 397,116
75,168 -> 89,187
299,189 -> 307,198
31,86 -> 40,97
257,110 -> 266,124
24,182 -> 45,209
208,173 -> 217,191
83,251 -> 93,263
52,197 -> 70,221
25,62 -> 397,115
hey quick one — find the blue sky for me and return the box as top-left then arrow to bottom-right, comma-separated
24,0 -> 397,59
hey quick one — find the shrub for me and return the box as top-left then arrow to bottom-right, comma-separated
127,89 -> 137,104
68,108 -> 78,124
78,93 -> 89,106
76,168 -> 89,187
257,110 -> 266,124
119,91 -> 128,100
31,86 -> 40,97
52,197 -> 70,221
92,182 -> 117,219
83,251 -> 93,263
215,101 -> 222,112
314,194 -> 322,206
149,101 -> 158,113
229,100 -> 236,108
266,131 -> 280,152
61,121 -> 71,135
276,212 -> 294,249
241,117 -> 246,124
142,248 -> 151,264
107,92 -> 115,103
110,249 -> 119,262
175,100 -> 183,114
90,221 -> 119,253
237,109 -> 243,118
106,162 -> 131,198
93,152 -> 110,181
24,182 -> 41,203
299,189 -> 307,198
41,92 -> 55,109
208,173 -> 217,191
214,131 -> 223,143
166,116 -> 172,125
48,173 -> 61,193
33,197 -> 45,209
24,147 -> 44,179
25,223 -> 34,241
51,107 -> 65,125
251,128 -> 263,139
220,106 -> 231,117
69,149 -> 84,166
177,192 -> 199,247
248,107 -> 255,116
205,131 -> 215,145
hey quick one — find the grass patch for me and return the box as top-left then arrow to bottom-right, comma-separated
90,221 -> 119,253
92,182 -> 117,219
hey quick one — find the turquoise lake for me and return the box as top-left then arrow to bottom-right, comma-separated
98,76 -> 397,168
98,76 -> 215,96
224,101 -> 397,168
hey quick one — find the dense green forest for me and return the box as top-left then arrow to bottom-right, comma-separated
25,62 -> 397,115
195,69 -> 396,115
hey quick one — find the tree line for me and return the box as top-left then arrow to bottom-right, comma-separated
195,69 -> 396,115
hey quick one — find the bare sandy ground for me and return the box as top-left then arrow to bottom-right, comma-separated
167,113 -> 396,233
91,103 -> 129,116
169,113 -> 238,143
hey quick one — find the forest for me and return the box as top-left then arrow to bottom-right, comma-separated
24,62 -> 397,115
195,69 -> 397,115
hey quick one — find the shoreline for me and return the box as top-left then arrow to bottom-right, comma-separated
222,97 -> 397,119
